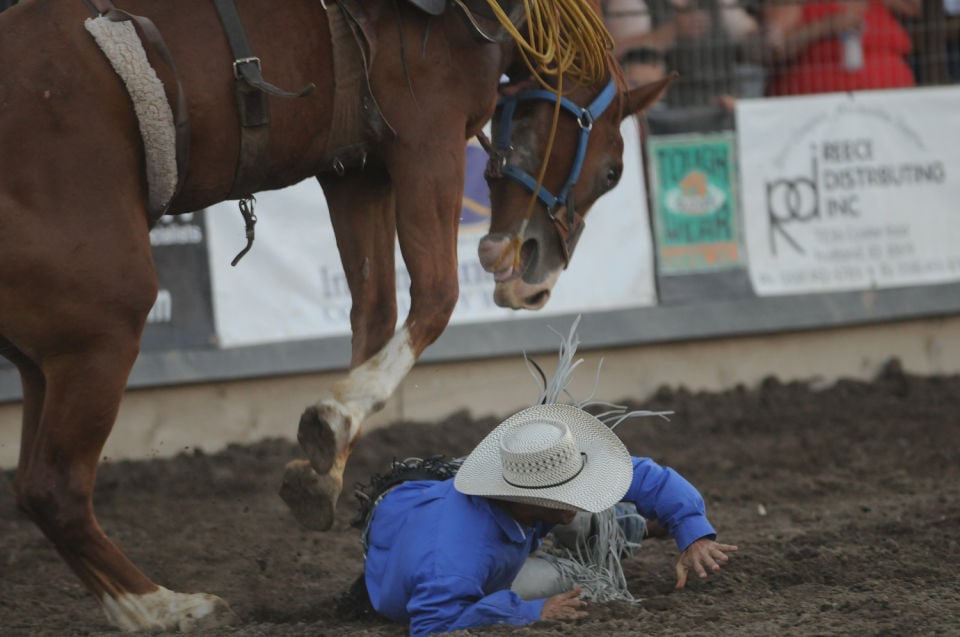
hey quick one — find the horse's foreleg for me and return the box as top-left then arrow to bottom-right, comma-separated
285,136 -> 466,532
390,141 -> 466,359
310,139 -> 466,441
282,169 -> 403,531
320,168 -> 399,366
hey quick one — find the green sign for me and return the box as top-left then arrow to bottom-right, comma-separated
648,133 -> 742,274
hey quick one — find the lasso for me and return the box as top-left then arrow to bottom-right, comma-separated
483,0 -> 615,274
484,0 -> 614,90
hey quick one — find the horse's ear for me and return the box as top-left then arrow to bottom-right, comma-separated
621,72 -> 678,119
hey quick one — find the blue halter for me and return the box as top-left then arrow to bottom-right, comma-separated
490,78 -> 618,216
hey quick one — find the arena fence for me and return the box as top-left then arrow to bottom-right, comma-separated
605,0 -> 960,107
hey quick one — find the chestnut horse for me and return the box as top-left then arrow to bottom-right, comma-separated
0,0 -> 668,631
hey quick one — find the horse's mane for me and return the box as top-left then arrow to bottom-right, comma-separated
607,50 -> 630,119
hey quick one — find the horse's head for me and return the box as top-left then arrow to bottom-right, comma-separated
479,73 -> 673,310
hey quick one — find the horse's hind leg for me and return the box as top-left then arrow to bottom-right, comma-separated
2,212 -> 234,631
16,336 -> 146,598
13,315 -> 236,630
282,168 -> 401,531
0,340 -> 45,475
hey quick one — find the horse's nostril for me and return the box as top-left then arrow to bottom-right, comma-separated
519,239 -> 538,276
527,290 -> 550,307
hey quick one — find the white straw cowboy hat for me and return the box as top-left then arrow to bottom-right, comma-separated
454,403 -> 632,512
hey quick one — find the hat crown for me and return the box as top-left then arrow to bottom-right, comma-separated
499,420 -> 584,489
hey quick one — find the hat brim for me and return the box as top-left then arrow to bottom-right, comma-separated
454,404 -> 632,512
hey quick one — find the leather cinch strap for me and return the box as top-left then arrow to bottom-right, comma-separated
211,0 -> 314,199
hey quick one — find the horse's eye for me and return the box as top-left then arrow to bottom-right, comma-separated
606,166 -> 622,188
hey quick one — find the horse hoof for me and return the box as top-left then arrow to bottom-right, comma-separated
176,593 -> 239,632
278,459 -> 341,532
102,587 -> 237,632
297,403 -> 345,476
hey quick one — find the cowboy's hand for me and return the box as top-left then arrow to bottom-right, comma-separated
674,537 -> 738,590
541,586 -> 589,621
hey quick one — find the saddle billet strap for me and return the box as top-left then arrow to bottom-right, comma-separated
335,0 -> 380,75
323,2 -> 371,171
321,0 -> 397,172
210,0 -> 315,198
82,0 -> 191,223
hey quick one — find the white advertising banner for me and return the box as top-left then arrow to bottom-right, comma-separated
737,86 -> 960,296
206,117 -> 655,348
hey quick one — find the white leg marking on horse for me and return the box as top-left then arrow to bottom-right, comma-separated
340,326 -> 416,407
101,587 -> 233,632
323,326 -> 416,445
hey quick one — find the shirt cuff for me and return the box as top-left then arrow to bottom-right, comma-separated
673,515 -> 717,552
519,598 -> 547,623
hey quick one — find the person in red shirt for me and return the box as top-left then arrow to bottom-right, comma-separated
764,0 -> 917,96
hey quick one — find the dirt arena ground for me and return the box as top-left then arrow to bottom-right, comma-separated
2,359 -> 959,636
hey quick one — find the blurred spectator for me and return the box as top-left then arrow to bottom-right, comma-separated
604,0 -> 762,106
902,0 -> 960,83
0,0 -> 19,11
604,0 -> 669,90
763,1 -> 916,96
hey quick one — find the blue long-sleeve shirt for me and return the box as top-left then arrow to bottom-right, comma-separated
364,456 -> 715,637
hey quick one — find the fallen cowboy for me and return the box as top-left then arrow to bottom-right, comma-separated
335,318 -> 739,636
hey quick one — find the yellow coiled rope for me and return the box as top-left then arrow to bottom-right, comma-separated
484,0 -> 614,91
482,0 -> 615,274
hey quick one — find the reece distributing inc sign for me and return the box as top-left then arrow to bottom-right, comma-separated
737,87 -> 960,296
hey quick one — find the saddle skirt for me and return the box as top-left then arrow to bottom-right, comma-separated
85,15 -> 177,219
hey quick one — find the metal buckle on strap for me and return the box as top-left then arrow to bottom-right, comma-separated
578,110 -> 594,131
232,56 -> 261,79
